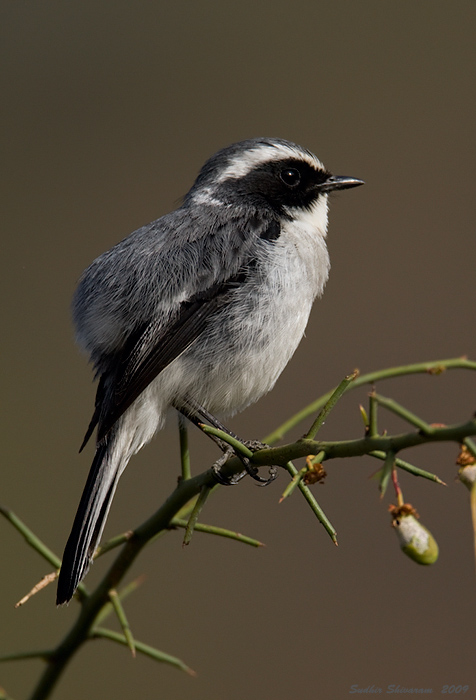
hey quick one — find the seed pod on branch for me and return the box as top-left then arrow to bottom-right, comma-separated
389,504 -> 439,565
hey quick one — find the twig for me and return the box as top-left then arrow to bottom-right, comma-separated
90,628 -> 195,675
178,414 -> 192,481
304,370 -> 358,439
263,357 -> 476,445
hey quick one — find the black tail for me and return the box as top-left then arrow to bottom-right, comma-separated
57,439 -> 123,605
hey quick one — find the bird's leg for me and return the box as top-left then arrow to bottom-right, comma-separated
174,403 -> 247,484
174,398 -> 277,486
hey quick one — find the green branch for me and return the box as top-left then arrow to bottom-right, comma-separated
90,628 -> 195,675
178,415 -> 192,481
264,357 -> 476,444
1,356 -> 475,700
369,451 -> 445,484
254,419 -> 476,467
10,414 -> 476,700
171,518 -> 264,547
304,370 -> 358,439
0,507 -> 61,570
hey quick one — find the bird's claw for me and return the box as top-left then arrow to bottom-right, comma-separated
211,442 -> 277,486
211,451 -> 247,485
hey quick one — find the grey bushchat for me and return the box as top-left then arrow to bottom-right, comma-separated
56,137 -> 363,604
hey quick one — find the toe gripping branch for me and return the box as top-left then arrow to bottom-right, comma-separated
211,443 -> 278,486
175,398 -> 278,486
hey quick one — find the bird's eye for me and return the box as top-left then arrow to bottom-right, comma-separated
280,168 -> 301,187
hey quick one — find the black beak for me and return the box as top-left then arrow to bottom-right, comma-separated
319,175 -> 365,193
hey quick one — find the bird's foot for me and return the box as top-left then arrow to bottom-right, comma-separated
212,441 -> 277,486
212,449 -> 248,485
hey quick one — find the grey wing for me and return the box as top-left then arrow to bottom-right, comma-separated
79,211 -> 280,448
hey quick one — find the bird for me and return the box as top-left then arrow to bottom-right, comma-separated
56,137 -> 363,604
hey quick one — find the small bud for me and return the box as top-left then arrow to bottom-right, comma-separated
389,504 -> 439,565
303,456 -> 326,485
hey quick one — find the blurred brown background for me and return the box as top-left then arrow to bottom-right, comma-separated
2,1 -> 475,698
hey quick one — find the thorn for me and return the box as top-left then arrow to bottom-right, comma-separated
15,572 -> 57,607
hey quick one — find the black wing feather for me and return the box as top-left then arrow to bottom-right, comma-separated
78,274 -> 245,448
96,278 -> 239,443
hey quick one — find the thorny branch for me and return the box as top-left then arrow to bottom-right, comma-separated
1,356 -> 475,700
